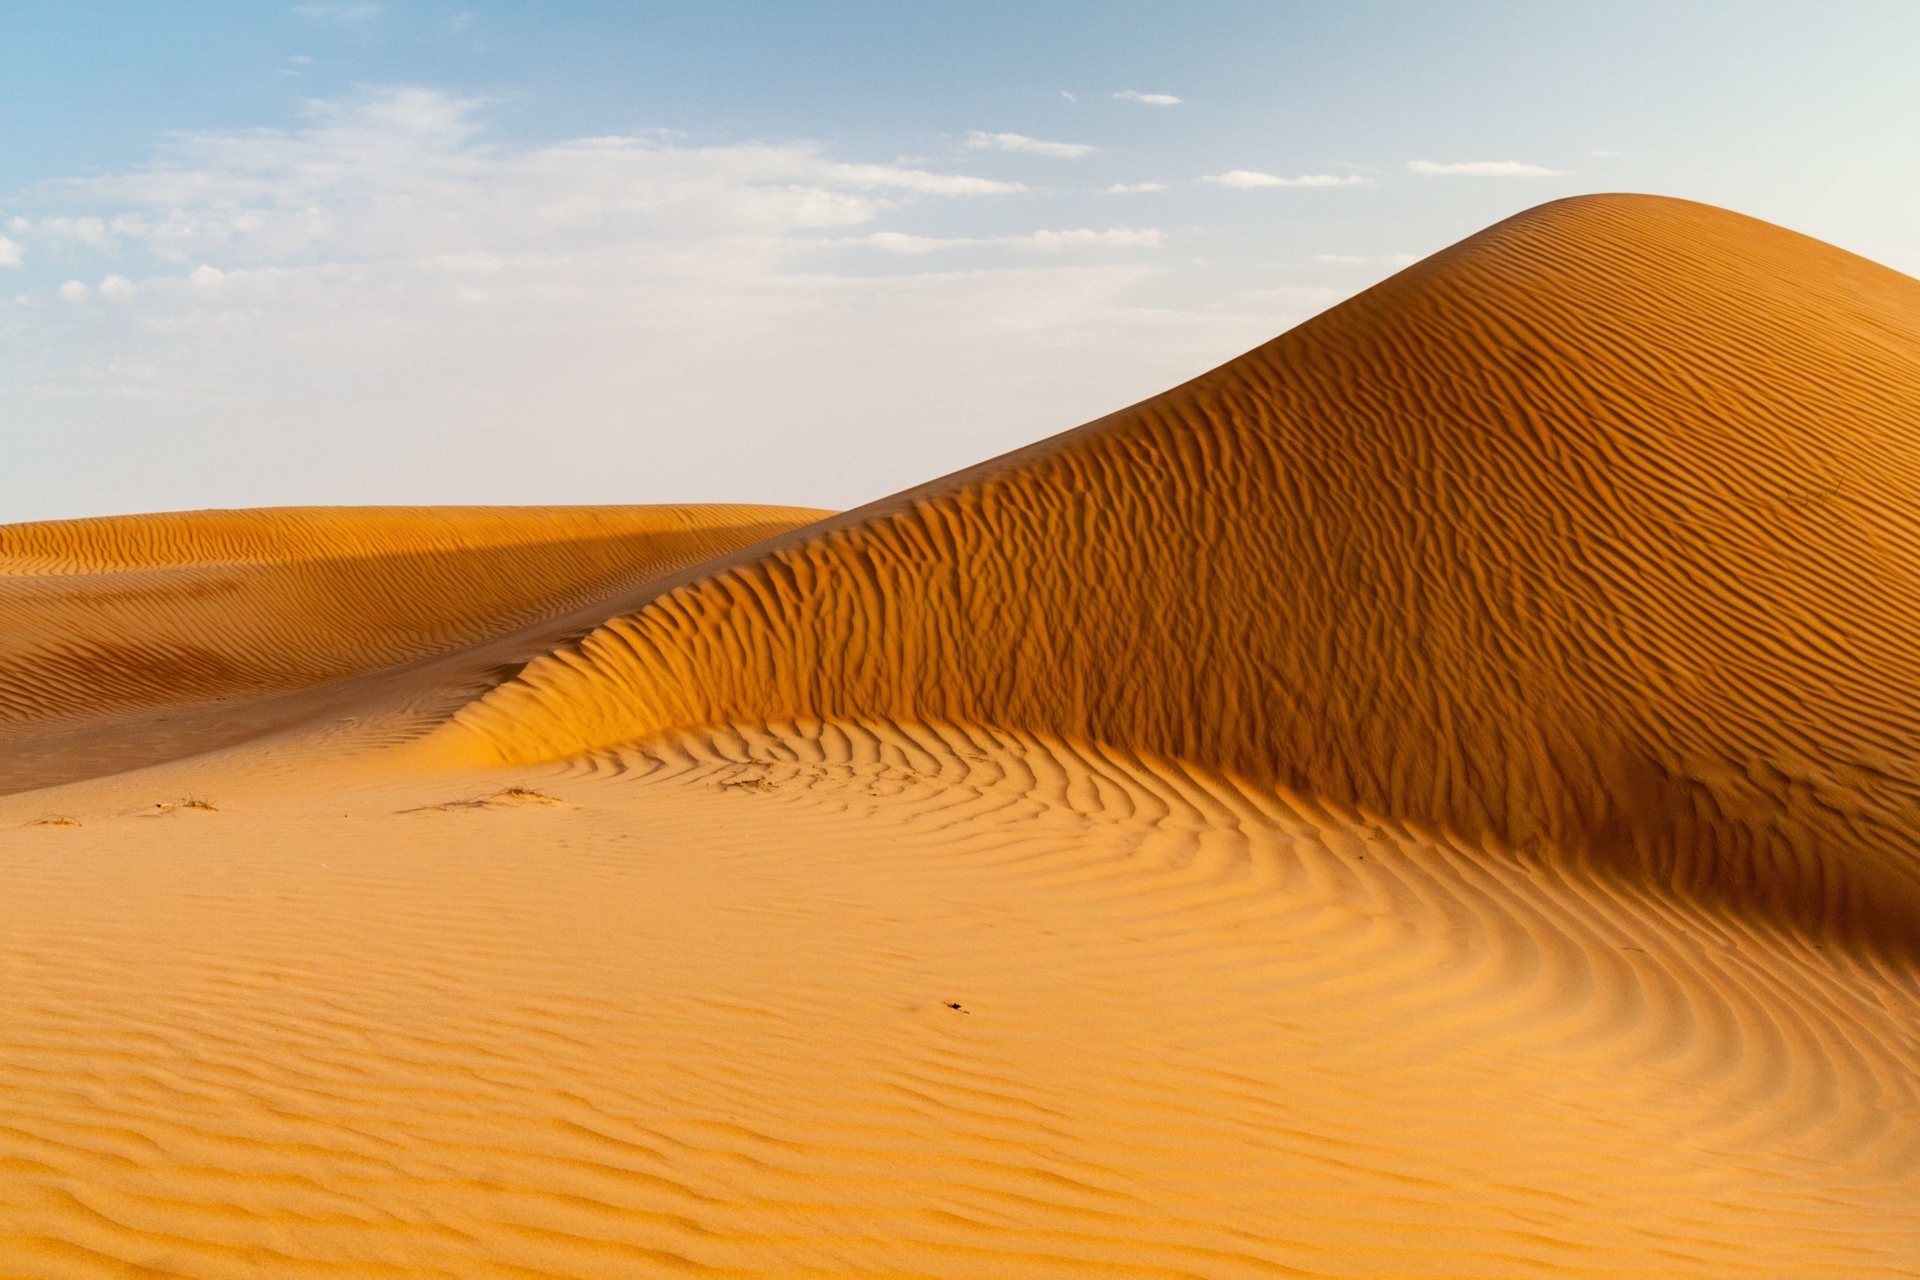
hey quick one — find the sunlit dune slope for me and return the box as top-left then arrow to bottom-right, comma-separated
437,194 -> 1920,945
0,504 -> 826,727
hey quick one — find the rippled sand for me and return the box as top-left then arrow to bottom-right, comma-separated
5,195 -> 1920,1276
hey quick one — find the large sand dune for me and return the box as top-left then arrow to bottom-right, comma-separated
435,194 -> 1920,954
5,194 -> 1920,1275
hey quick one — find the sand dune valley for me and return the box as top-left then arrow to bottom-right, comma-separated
9,193 -> 1920,1277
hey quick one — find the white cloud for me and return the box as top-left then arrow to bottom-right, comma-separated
1023,227 -> 1162,251
1590,150 -> 1624,157
293,2 -> 381,19
1201,170 -> 1370,189
0,236 -> 20,267
964,131 -> 1094,158
1103,182 -> 1168,194
864,227 -> 1164,253
1312,252 -> 1423,268
1405,160 -> 1568,177
1060,91 -> 1077,103
59,280 -> 88,301
1114,90 -> 1182,105
26,89 -> 1022,272
824,163 -> 1022,195
2,86 -> 1348,521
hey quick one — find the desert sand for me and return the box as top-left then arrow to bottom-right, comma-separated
4,193 -> 1920,1276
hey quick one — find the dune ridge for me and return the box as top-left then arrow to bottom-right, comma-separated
435,194 -> 1920,948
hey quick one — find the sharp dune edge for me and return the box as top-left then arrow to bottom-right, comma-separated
5,193 -> 1920,1276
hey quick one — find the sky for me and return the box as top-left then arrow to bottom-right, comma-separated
3,2 -> 1917,522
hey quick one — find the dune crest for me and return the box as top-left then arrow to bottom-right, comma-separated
434,195 -> 1920,946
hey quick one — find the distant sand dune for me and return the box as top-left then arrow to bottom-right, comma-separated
0,504 -> 824,792
5,194 -> 1920,1274
1,505 -> 825,725
435,195 -> 1920,953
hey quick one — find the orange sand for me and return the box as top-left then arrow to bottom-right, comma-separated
4,195 -> 1920,1276
0,505 -> 822,794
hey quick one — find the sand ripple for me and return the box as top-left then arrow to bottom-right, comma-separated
3,722 -> 1918,1274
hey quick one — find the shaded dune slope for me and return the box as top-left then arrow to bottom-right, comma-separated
437,195 -> 1920,948
0,504 -> 825,727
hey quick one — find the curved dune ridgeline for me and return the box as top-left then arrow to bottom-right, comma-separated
437,195 -> 1920,946
0,504 -> 826,726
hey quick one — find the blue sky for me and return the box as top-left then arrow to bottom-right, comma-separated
4,2 -> 1917,520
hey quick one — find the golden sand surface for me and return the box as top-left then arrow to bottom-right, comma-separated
0,505 -> 823,794
4,195 -> 1920,1276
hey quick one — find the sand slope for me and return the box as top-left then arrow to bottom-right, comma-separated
5,725 -> 1919,1276
437,194 -> 1920,952
1,504 -> 825,725
0,504 -> 824,792
5,194 -> 1920,1276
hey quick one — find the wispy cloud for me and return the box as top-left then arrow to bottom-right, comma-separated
1313,252 -> 1422,267
1103,182 -> 1168,194
11,89 -> 1025,272
0,236 -> 21,268
1114,90 -> 1182,105
292,2 -> 382,20
864,227 -> 1164,254
964,131 -> 1095,159
827,163 -> 1023,194
1589,150 -> 1624,157
1405,160 -> 1568,177
1200,170 -> 1370,189
1060,90 -> 1077,103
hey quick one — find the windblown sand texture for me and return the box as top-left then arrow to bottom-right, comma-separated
0,504 -> 822,791
5,195 -> 1920,1276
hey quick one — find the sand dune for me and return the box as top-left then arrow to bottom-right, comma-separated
5,194 -> 1920,1275
436,194 -> 1920,953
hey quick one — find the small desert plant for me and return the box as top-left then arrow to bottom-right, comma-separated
146,796 -> 219,815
